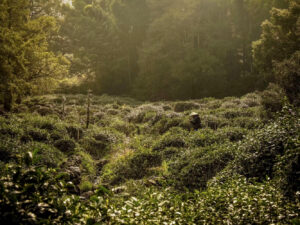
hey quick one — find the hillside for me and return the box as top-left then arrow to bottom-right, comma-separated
0,86 -> 299,224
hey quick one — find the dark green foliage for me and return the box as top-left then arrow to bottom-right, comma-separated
23,142 -> 65,168
27,128 -> 49,142
160,147 -> 183,160
193,177 -> 299,224
174,102 -> 200,112
234,105 -> 299,184
253,0 -> 300,92
0,93 -> 299,224
0,123 -> 22,138
202,115 -> 228,130
152,116 -> 184,134
0,156 -> 109,225
0,164 -> 73,224
0,0 -> 69,110
189,128 -> 223,147
153,127 -> 188,151
54,139 -> 76,154
0,138 -> 21,163
105,177 -> 299,224
260,84 -> 284,118
56,0 -> 285,100
81,137 -> 108,159
81,129 -> 120,159
232,117 -> 259,129
275,51 -> 300,106
275,148 -> 300,198
170,145 -> 235,190
112,152 -> 162,183
111,119 -> 136,136
217,127 -> 247,142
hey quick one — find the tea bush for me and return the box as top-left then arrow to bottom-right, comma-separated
54,138 -> 76,154
234,105 -> 299,184
0,155 -> 109,225
189,128 -> 225,147
1,93 -> 299,224
152,116 -> 175,134
106,150 -> 162,184
202,115 -> 228,129
216,127 -> 248,142
106,177 -> 299,224
174,101 -> 200,112
153,127 -> 188,151
260,83 -> 284,118
24,142 -> 66,167
193,176 -> 300,224
170,144 -> 235,190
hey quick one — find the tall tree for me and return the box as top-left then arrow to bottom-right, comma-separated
253,0 -> 300,104
60,0 -> 149,95
0,0 -> 69,110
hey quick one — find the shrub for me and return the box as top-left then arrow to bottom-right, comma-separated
27,128 -> 49,142
220,101 -> 239,109
142,111 -> 159,123
107,109 -> 118,115
0,156 -> 109,225
23,142 -> 65,167
275,51 -> 300,106
205,100 -> 222,109
0,121 -> 23,138
81,137 -> 109,159
194,176 -> 300,224
275,148 -> 300,198
152,116 -> 183,134
0,137 -> 21,162
54,139 -> 76,154
79,180 -> 93,192
232,117 -> 259,129
202,115 -> 228,130
260,83 -> 284,118
170,144 -> 235,190
233,105 -> 299,182
106,176 -> 299,224
174,102 -> 199,112
217,127 -> 248,142
127,109 -> 146,123
153,127 -> 188,151
111,119 -> 136,136
80,128 -> 121,159
222,109 -> 242,119
78,151 -> 96,176
241,94 -> 261,107
35,106 -> 54,116
189,128 -> 224,147
160,147 -> 183,160
109,151 -> 162,184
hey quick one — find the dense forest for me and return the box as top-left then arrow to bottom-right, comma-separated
0,0 -> 299,224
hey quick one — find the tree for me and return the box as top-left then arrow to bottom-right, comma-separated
59,0 -> 149,95
253,0 -> 300,103
0,0 -> 69,111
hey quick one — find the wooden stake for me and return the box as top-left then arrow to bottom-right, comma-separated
86,89 -> 92,129
62,95 -> 66,119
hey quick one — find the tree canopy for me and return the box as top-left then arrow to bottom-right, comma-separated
1,0 -> 298,109
0,0 -> 69,110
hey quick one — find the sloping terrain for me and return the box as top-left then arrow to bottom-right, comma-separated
0,89 -> 299,224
